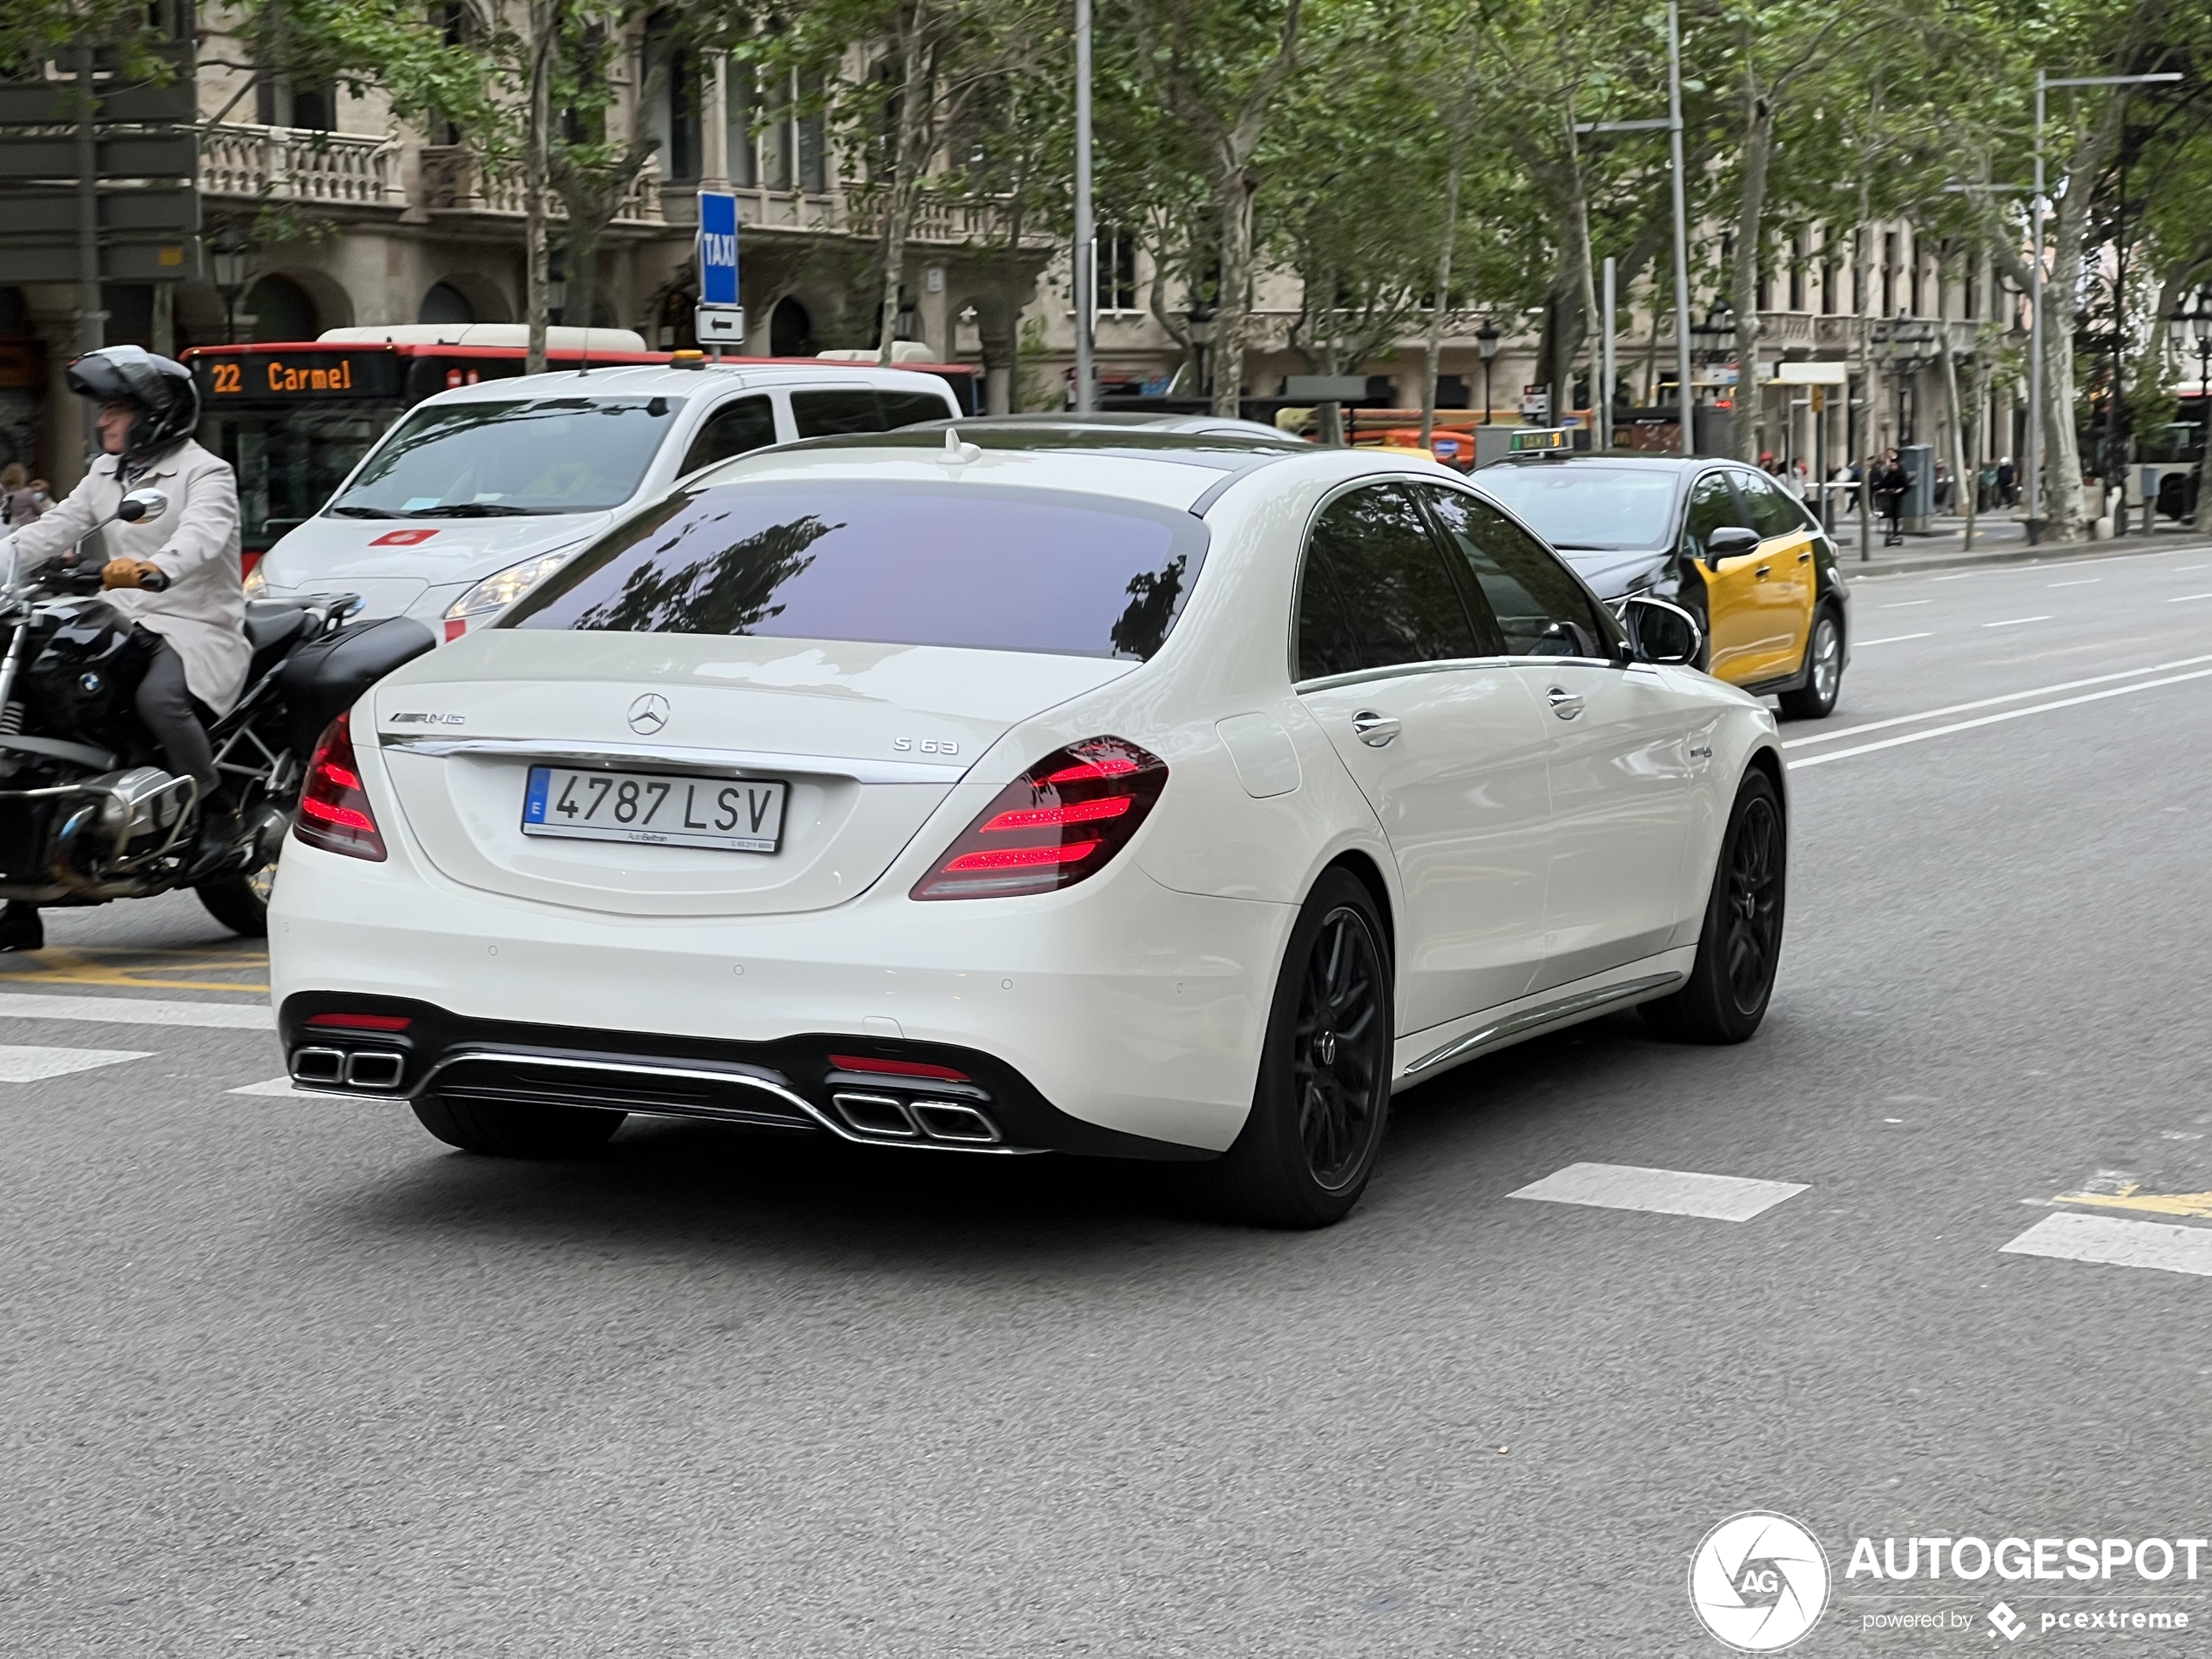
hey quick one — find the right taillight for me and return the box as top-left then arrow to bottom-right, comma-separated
293,710 -> 388,861
912,736 -> 1167,900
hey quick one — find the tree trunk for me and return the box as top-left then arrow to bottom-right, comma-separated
877,14 -> 932,366
1212,160 -> 1254,418
523,0 -> 556,375
1730,52 -> 1773,462
1940,334 -> 1966,536
1854,185 -> 1875,561
1421,56 -> 1476,448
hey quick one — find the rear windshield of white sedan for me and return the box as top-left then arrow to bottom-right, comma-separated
503,481 -> 1211,660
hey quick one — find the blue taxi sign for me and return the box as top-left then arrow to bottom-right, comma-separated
697,191 -> 739,308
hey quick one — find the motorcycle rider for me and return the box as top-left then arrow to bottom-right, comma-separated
0,346 -> 248,952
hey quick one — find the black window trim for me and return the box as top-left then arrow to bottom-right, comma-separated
1418,477 -> 1627,669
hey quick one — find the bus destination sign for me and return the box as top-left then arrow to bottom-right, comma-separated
192,350 -> 404,402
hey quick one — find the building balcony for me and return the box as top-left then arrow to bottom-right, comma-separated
200,123 -> 401,206
415,146 -> 664,225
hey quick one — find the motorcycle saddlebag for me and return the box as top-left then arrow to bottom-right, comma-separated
277,617 -> 436,758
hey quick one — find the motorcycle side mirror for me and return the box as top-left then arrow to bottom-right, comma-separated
1703,524 -> 1760,569
1622,594 -> 1703,667
116,488 -> 169,525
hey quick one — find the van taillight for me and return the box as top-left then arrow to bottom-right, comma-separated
912,737 -> 1166,900
293,710 -> 387,861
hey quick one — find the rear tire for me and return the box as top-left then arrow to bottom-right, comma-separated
1777,606 -> 1843,720
1197,869 -> 1393,1228
194,813 -> 286,937
195,873 -> 271,937
412,1095 -> 626,1158
1642,769 -> 1785,1044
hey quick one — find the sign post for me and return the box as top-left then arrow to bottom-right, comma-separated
695,190 -> 743,354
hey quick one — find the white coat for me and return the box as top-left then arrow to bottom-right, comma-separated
0,440 -> 249,714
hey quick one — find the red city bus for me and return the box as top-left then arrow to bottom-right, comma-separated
182,338 -> 982,556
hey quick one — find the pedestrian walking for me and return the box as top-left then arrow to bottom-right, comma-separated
1875,450 -> 1909,546
0,462 -> 45,528
1996,456 -> 2016,507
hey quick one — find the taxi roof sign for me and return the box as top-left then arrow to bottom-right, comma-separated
1507,426 -> 1575,453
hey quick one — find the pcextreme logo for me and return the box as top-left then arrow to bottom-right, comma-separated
1689,1512 -> 1832,1652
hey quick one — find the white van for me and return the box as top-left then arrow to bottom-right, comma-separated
247,358 -> 963,638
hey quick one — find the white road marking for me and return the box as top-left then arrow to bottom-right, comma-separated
1931,571 -> 1979,581
1507,1162 -> 1806,1222
231,1076 -> 320,1098
2168,592 -> 2212,604
1855,632 -> 1932,646
1791,664 -> 2212,769
1784,651 -> 2212,750
1982,615 -> 2053,628
2000,1211 -> 2212,1279
1879,600 -> 1931,608
2174,564 -> 2210,573
0,1044 -> 152,1082
2047,578 -> 2100,588
0,993 -> 273,1030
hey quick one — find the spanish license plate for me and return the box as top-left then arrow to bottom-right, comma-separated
521,766 -> 787,853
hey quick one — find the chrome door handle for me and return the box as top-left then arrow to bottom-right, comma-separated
1352,711 -> 1400,746
1546,687 -> 1584,720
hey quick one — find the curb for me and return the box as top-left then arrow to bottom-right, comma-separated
1838,536 -> 2212,581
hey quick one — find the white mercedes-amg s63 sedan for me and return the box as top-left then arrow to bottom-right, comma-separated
269,424 -> 1786,1226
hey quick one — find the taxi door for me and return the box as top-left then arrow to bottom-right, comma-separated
1683,470 -> 1769,685
1731,468 -> 1818,682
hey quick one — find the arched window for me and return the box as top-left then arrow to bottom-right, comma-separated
770,295 -> 813,357
418,282 -> 474,325
244,274 -> 318,341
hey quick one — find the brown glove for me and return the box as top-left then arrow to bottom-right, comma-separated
101,558 -> 165,590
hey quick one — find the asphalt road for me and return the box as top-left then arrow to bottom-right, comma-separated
7,543 -> 2212,1656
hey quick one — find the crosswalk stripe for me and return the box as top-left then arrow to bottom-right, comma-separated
0,1044 -> 153,1082
0,992 -> 273,1030
231,1076 -> 319,1097
1507,1161 -> 1806,1222
2000,1211 -> 2212,1279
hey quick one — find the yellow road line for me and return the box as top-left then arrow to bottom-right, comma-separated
2054,1182 -> 2212,1221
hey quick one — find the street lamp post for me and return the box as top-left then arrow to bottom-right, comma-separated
211,225 -> 252,346
1476,321 -> 1501,425
2027,69 -> 2181,543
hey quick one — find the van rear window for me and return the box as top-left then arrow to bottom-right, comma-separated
790,388 -> 957,437
503,481 -> 1209,661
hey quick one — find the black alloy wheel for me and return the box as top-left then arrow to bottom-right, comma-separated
1294,906 -> 1388,1189
1778,607 -> 1843,719
1642,768 -> 1786,1044
1200,869 -> 1394,1227
1721,789 -> 1784,1014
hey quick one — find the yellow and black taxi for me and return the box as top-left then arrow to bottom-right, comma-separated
1474,453 -> 1850,718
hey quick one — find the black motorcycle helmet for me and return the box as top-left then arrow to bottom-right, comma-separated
65,345 -> 199,465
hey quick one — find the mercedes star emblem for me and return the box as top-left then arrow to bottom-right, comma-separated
627,692 -> 671,735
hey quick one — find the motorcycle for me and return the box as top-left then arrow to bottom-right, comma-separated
0,486 -> 433,936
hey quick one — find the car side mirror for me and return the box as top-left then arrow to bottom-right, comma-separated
1703,524 -> 1759,569
1622,594 -> 1703,667
116,488 -> 169,525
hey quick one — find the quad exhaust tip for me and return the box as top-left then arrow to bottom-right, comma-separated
291,1047 -> 405,1091
830,1090 -> 1002,1146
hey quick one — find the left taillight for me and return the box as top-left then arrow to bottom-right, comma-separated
912,737 -> 1166,901
293,710 -> 388,861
